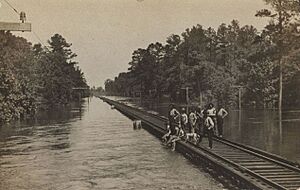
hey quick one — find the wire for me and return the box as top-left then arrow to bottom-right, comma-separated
32,31 -> 50,52
2,0 -> 19,15
2,0 -> 50,52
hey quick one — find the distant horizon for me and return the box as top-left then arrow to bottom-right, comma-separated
0,0 -> 269,87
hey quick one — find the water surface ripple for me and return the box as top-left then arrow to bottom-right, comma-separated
0,98 -> 222,190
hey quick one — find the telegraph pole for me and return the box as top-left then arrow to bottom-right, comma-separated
180,87 -> 192,103
232,85 -> 243,110
186,87 -> 190,105
0,11 -> 31,32
181,87 -> 192,113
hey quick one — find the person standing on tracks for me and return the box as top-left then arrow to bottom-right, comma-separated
195,106 -> 204,144
180,108 -> 188,134
207,103 -> 217,136
174,108 -> 185,140
185,108 -> 198,143
204,110 -> 215,149
217,106 -> 228,137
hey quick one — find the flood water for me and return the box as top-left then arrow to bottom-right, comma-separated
225,109 -> 300,163
127,98 -> 300,164
0,97 -> 223,190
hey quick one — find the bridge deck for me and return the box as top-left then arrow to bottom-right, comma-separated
100,96 -> 300,190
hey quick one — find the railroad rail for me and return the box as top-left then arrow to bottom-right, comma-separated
100,96 -> 300,190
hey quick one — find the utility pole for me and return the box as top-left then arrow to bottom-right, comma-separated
232,85 -> 243,110
180,87 -> 191,104
0,11 -> 31,32
186,87 -> 190,105
181,87 -> 192,113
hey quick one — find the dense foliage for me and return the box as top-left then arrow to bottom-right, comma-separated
105,0 -> 300,109
0,32 -> 88,123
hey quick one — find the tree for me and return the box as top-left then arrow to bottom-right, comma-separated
0,32 -> 88,123
0,31 -> 37,122
107,12 -> 300,109
256,0 -> 300,109
37,34 -> 88,105
162,34 -> 182,100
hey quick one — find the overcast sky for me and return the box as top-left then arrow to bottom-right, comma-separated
0,0 -> 269,87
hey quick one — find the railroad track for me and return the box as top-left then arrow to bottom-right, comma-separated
101,97 -> 300,190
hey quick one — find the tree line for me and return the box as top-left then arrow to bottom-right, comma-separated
104,0 -> 300,109
0,32 -> 89,123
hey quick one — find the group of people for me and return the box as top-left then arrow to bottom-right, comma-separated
162,103 -> 228,151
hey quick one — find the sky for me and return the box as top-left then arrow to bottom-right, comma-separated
0,0 -> 269,87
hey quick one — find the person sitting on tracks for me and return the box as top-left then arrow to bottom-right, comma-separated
186,108 -> 198,143
166,123 -> 181,151
168,104 -> 180,129
165,104 -> 181,151
168,104 -> 183,137
204,110 -> 215,149
162,122 -> 171,144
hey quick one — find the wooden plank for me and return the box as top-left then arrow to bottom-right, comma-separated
273,177 -> 300,182
264,174 -> 300,178
277,183 -> 300,188
216,152 -> 251,155
275,179 -> 300,183
256,170 -> 292,177
278,184 -> 300,189
246,165 -> 283,170
234,160 -> 265,163
221,154 -> 253,157
214,152 -> 249,156
223,156 -> 257,160
221,155 -> 251,158
0,22 -> 31,31
237,160 -> 268,163
256,169 -> 291,173
240,163 -> 273,166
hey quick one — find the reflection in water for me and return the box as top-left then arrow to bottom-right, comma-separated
279,109 -> 282,144
225,108 -> 300,163
0,98 -> 222,190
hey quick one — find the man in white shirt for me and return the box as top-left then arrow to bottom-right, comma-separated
204,111 -> 214,149
207,103 -> 218,136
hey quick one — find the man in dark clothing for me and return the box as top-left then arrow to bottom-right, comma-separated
217,106 -> 228,137
168,104 -> 179,127
166,104 -> 181,151
195,107 -> 204,144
